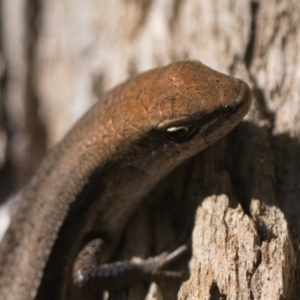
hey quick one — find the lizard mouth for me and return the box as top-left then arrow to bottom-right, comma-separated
198,81 -> 252,145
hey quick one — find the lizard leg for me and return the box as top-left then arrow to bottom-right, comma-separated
73,238 -> 187,293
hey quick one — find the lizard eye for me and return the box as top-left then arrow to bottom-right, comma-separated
165,126 -> 195,142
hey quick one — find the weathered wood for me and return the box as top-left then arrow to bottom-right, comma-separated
1,0 -> 299,298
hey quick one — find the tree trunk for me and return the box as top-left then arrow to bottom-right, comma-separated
0,0 -> 299,299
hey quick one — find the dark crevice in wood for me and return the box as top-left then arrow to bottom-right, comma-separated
225,124 -> 254,218
246,270 -> 255,300
273,134 -> 300,234
209,282 -> 226,300
244,1 -> 259,68
244,1 -> 275,129
228,55 -> 241,76
24,0 -> 47,183
252,85 -> 275,129
0,65 -> 7,150
0,163 -> 15,204
92,73 -> 105,101
169,0 -> 183,33
126,0 -> 152,39
273,133 -> 300,298
0,21 -> 16,202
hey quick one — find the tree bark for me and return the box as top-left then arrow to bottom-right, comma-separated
0,0 -> 300,299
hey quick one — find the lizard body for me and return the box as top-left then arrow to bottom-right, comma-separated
0,61 -> 251,299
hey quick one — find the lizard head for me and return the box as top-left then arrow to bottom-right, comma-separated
117,60 -> 251,167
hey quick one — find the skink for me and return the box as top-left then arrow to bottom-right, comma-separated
0,60 -> 251,299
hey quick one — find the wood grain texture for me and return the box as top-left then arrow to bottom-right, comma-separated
0,0 -> 300,299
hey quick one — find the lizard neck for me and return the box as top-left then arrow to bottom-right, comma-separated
0,91 -> 155,299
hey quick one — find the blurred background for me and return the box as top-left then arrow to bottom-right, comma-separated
0,0 -> 300,299
0,0 -> 254,197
